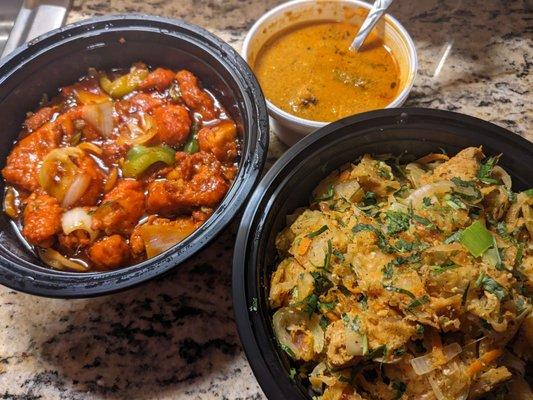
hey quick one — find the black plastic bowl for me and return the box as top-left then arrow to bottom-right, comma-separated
233,108 -> 532,399
0,15 -> 268,297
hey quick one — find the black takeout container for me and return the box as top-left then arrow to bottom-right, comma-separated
0,15 -> 269,297
232,108 -> 533,399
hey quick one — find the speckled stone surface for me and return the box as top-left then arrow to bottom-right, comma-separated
0,0 -> 531,399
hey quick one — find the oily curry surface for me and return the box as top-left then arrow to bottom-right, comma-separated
254,21 -> 400,122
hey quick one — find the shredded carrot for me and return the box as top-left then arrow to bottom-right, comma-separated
297,237 -> 312,255
466,349 -> 503,376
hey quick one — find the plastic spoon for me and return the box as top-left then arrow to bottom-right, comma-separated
349,0 -> 394,51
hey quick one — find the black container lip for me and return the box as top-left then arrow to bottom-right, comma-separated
232,107 -> 532,399
0,14 -> 269,298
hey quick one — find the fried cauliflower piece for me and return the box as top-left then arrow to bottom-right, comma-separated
175,69 -> 217,120
2,124 -> 61,192
92,180 -> 145,235
22,191 -> 62,247
197,120 -> 238,162
145,151 -> 229,215
88,234 -> 130,270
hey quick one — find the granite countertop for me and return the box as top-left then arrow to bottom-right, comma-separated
0,1 -> 531,399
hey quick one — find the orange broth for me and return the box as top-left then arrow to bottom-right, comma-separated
253,21 -> 400,122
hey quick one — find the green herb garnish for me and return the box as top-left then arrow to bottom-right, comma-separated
383,284 -> 416,299
385,211 -> 410,235
314,185 -> 334,202
307,225 -> 329,238
249,297 -> 258,312
432,260 -> 459,274
479,274 -> 507,301
406,294 -> 430,311
477,156 -> 499,184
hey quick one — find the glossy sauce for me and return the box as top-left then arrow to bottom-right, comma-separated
253,21 -> 400,122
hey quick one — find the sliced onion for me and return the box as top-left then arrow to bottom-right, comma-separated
82,102 -> 114,137
410,342 -> 462,375
61,207 -> 97,240
39,248 -> 88,272
427,372 -> 446,400
334,180 -> 361,202
427,368 -> 468,400
492,166 -> 512,189
406,181 -> 453,207
310,314 -> 325,353
62,174 -> 91,208
75,89 -> 112,105
405,163 -> 427,188
77,142 -> 103,155
273,307 -> 307,358
345,328 -> 365,356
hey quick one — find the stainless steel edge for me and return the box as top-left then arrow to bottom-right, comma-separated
2,0 -> 70,58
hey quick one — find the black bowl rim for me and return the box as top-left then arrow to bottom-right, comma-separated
0,14 -> 269,298
232,107 -> 532,399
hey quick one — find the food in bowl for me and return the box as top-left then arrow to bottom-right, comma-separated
2,63 -> 239,272
269,147 -> 532,399
253,21 -> 399,122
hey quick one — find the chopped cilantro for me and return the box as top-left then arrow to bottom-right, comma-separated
422,197 -> 432,207
382,263 -> 394,280
505,187 -> 517,203
314,185 -> 334,202
319,315 -> 330,330
479,274 -> 507,301
477,156 -> 499,184
385,211 -> 411,235
319,301 -> 337,313
514,243 -> 524,268
412,214 -> 434,229
392,381 -> 407,400
333,249 -> 345,262
383,284 -> 416,299
393,346 -> 407,357
432,260 -> 459,274
444,230 -> 462,244
307,225 -> 328,238
406,294 -> 430,311
352,224 -> 394,253
304,294 -> 319,316
323,239 -> 332,270
279,342 -> 295,358
367,344 -> 387,359
249,297 -> 258,312
362,191 -> 377,206
524,188 -> 533,197
289,367 -> 297,380
416,324 -> 425,335
496,221 -> 513,242
311,271 -> 332,295
358,293 -> 368,310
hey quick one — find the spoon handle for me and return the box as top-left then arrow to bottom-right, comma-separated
349,0 -> 395,51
